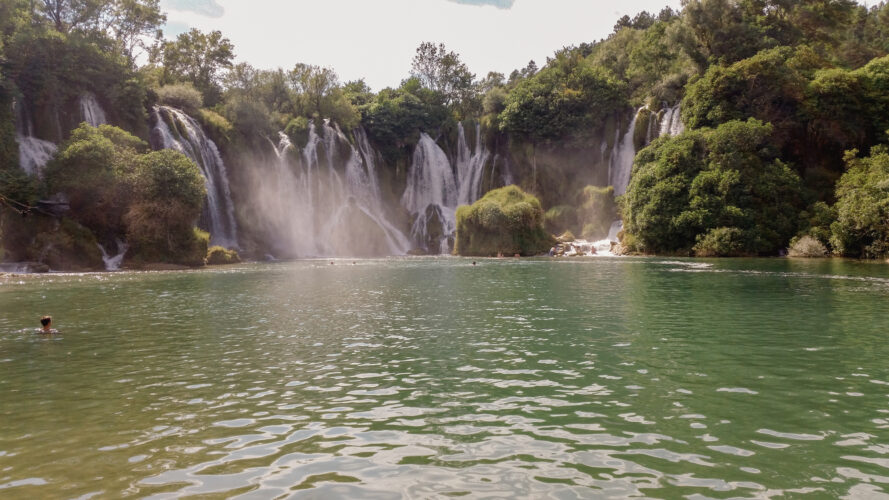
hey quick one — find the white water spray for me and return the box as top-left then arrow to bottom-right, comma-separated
609,107 -> 643,197
97,239 -> 129,271
658,103 -> 685,138
255,122 -> 410,257
13,100 -> 57,176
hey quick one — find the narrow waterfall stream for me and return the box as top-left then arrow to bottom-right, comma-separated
150,105 -> 239,249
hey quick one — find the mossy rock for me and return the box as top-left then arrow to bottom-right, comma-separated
206,245 -> 241,265
455,185 -> 555,257
28,218 -> 104,271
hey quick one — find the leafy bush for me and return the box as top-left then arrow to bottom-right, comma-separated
197,108 -> 233,144
284,116 -> 310,148
788,235 -> 828,258
43,124 -> 146,240
206,245 -> 241,265
156,83 -> 203,113
455,185 -> 555,256
622,119 -> 802,256
830,146 -> 889,258
125,149 -> 206,265
693,227 -> 746,257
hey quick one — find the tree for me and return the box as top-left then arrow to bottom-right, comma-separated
830,146 -> 889,258
33,0 -> 164,60
622,119 -> 802,256
43,124 -> 146,240
125,149 -> 207,265
288,63 -> 339,117
159,28 -> 234,105
499,52 -> 626,142
410,42 -> 475,107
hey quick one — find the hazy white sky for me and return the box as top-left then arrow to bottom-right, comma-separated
160,0 -> 684,90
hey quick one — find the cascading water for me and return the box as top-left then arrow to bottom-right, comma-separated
609,107 -> 643,197
455,123 -> 491,205
402,133 -> 458,254
13,100 -> 57,176
79,93 -> 107,127
401,124 -> 491,253
97,239 -> 129,271
150,105 -> 239,249
255,121 -> 410,257
599,103 -> 686,247
658,102 -> 684,138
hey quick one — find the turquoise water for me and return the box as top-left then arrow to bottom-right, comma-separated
1,257 -> 889,498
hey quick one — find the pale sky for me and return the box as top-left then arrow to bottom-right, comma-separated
160,0 -> 684,90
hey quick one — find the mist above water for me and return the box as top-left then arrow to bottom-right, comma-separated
244,121 -> 410,258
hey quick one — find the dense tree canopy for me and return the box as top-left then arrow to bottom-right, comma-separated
622,119 -> 802,256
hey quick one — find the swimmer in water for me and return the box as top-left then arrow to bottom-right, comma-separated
39,316 -> 55,334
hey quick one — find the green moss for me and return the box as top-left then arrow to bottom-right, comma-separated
633,108 -> 654,150
206,245 -> 241,265
197,108 -> 233,145
455,185 -> 555,256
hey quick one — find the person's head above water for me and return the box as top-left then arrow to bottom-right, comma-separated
40,316 -> 52,332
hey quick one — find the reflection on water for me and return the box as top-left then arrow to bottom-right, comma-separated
2,257 -> 889,498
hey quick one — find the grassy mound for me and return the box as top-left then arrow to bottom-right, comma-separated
455,185 -> 555,256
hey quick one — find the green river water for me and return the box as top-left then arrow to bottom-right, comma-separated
1,257 -> 889,499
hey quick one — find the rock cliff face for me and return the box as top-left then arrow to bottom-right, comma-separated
5,88 -> 684,267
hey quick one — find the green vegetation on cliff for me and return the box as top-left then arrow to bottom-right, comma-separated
455,186 -> 554,257
40,125 -> 207,267
6,0 -> 889,263
622,119 -> 802,256
830,146 -> 889,259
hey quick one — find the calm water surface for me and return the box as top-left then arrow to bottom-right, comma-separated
2,257 -> 889,499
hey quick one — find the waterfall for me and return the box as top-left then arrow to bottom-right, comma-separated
455,123 -> 491,205
79,93 -> 107,127
609,107 -> 643,197
13,100 -> 57,176
150,105 -> 239,249
658,103 -> 684,138
401,124 -> 491,253
256,122 -> 410,257
402,133 -> 458,254
97,239 -> 128,271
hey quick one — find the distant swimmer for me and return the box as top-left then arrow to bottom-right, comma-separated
39,316 -> 59,334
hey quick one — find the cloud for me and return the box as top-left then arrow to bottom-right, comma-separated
447,0 -> 515,9
164,0 -> 225,18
